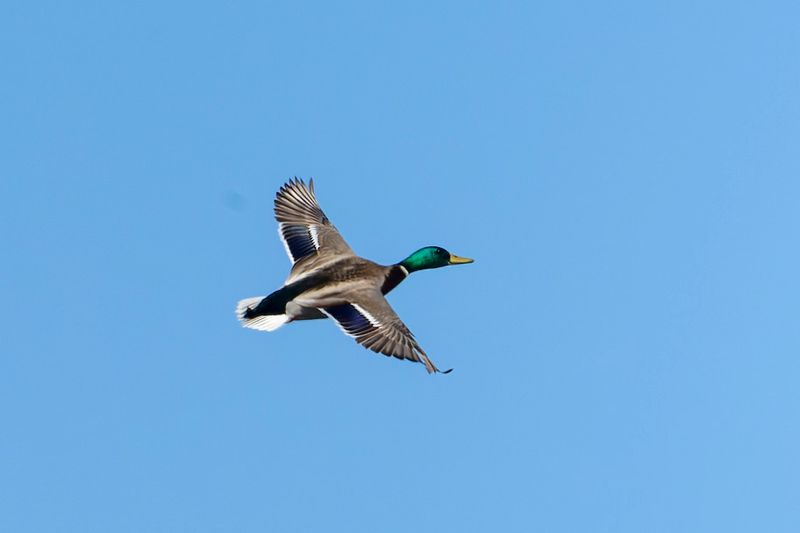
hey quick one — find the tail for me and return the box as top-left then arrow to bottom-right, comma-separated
235,296 -> 290,332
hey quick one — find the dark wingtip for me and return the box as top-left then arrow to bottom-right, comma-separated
439,368 -> 454,374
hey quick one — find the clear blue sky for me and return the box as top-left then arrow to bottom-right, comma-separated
2,1 -> 799,531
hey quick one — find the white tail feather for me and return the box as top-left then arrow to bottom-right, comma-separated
241,314 -> 289,331
236,296 -> 289,332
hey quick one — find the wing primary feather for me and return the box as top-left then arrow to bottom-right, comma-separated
273,178 -> 353,264
321,299 -> 447,374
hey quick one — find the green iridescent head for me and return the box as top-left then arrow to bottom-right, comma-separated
399,246 -> 474,273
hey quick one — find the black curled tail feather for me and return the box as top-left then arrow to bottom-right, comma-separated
242,275 -> 323,319
247,288 -> 292,317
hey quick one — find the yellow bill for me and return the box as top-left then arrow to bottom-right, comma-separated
448,254 -> 474,265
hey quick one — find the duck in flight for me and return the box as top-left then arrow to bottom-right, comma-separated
236,178 -> 473,373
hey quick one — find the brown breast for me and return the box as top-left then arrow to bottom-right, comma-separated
381,265 -> 408,295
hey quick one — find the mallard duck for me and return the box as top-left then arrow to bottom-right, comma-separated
236,178 -> 473,374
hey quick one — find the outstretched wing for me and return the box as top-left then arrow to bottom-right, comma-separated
274,178 -> 354,264
321,291 -> 449,374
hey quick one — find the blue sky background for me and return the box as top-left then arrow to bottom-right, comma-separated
2,1 -> 799,531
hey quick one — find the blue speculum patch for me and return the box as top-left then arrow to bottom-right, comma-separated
325,304 -> 373,336
282,225 -> 316,261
